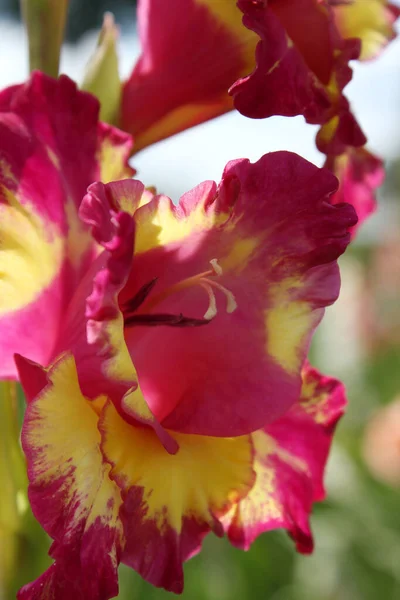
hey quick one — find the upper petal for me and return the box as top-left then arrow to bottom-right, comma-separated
224,363 -> 347,551
121,0 -> 258,151
76,180 -> 179,454
115,151 -> 356,437
17,353 -> 124,600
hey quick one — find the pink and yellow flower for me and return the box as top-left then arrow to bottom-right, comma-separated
117,0 -> 398,235
0,73 -> 357,598
120,0 -> 398,154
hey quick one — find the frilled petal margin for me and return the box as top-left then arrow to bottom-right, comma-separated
0,72 -> 132,379
230,0 -> 367,157
230,0 -> 333,121
78,180 -> 179,454
16,353 -> 124,600
223,363 -> 347,552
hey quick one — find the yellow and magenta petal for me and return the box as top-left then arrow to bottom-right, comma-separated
0,72 -> 133,379
224,363 -> 347,552
100,399 -> 254,592
17,353 -> 124,600
332,0 -> 400,60
77,180 -> 179,454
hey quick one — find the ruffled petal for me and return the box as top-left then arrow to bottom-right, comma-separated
231,0 -> 333,121
0,72 -> 133,379
99,399 -> 254,593
325,147 -> 385,236
115,152 -> 356,436
121,0 -> 258,151
332,0 -> 400,60
231,0 -> 357,126
224,363 -> 347,552
77,180 -> 178,454
18,353 -> 124,600
229,0 -> 374,158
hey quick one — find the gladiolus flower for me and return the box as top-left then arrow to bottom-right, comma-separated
0,73 -> 356,598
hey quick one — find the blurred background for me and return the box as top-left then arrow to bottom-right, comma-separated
1,1 -> 400,599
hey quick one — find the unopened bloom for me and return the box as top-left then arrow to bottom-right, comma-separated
0,73 -> 356,598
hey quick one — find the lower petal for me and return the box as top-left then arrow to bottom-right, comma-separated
224,363 -> 346,552
19,354 -> 123,600
100,400 -> 254,592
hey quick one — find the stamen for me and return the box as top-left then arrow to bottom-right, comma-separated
199,281 -> 217,320
203,279 -> 238,314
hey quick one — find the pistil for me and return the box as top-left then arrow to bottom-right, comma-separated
123,259 -> 237,328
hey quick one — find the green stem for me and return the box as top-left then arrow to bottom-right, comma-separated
0,382 -> 28,524
20,0 -> 69,77
0,382 -> 29,598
